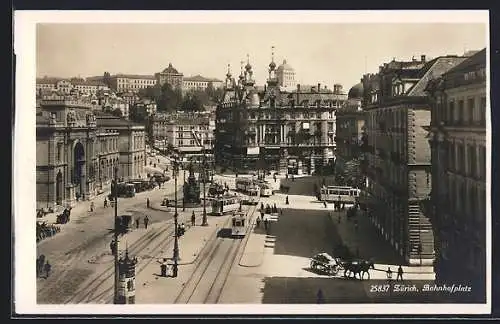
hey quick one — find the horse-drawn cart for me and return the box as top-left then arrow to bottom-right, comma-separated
309,253 -> 341,276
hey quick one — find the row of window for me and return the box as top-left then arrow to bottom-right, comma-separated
117,79 -> 156,85
435,96 -> 487,126
445,177 -> 486,224
447,142 -> 486,180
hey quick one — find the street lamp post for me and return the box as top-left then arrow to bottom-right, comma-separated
172,159 -> 180,277
201,148 -> 208,227
182,169 -> 186,211
112,167 -> 120,304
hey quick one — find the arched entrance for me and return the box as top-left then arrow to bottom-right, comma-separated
56,171 -> 63,205
73,141 -> 85,198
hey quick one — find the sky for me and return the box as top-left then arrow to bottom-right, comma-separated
36,22 -> 487,91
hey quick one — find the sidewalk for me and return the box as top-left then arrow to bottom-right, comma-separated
238,212 -> 279,268
134,214 -> 232,304
326,206 -> 434,277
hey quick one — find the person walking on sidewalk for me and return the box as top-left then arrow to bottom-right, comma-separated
43,261 -> 52,279
323,201 -> 327,208
144,216 -> 150,229
146,198 -> 150,209
104,198 -> 108,208
286,196 -> 289,205
90,201 -> 94,212
135,217 -> 140,229
316,289 -> 325,304
396,265 -> 404,281
191,211 -> 196,227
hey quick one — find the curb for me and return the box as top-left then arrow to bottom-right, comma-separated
238,214 -> 265,268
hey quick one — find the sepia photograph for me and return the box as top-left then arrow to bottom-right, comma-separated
14,10 -> 490,315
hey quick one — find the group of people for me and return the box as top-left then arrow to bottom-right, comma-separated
135,215 -> 150,229
260,203 -> 278,215
36,255 -> 51,279
36,222 -> 61,243
386,265 -> 405,281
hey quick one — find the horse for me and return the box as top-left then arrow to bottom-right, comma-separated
342,259 -> 375,280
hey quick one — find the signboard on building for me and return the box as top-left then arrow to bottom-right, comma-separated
247,147 -> 260,155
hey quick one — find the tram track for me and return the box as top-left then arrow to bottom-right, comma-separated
174,202 -> 259,304
65,220 -> 175,304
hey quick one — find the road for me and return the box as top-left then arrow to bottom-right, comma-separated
173,203 -> 260,304
36,155 -> 180,304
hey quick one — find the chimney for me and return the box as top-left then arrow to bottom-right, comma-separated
318,83 -> 321,93
421,55 -> 426,62
296,84 -> 300,104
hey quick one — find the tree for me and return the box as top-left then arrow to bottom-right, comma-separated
180,92 -> 205,112
335,158 -> 364,188
111,108 -> 123,117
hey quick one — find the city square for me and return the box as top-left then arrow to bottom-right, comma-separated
15,12 -> 490,312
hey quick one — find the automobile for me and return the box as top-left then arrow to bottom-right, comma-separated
309,252 -> 340,275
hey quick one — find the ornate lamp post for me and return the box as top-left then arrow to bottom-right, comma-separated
172,159 -> 180,277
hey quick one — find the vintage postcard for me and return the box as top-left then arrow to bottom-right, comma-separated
13,10 -> 491,315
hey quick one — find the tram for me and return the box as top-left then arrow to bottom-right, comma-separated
258,182 -> 273,197
231,212 -> 246,238
235,178 -> 259,196
319,186 -> 360,204
211,194 -> 241,216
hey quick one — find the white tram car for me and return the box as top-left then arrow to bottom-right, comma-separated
258,182 -> 273,197
319,186 -> 360,204
231,213 -> 246,238
211,195 -> 241,216
235,178 -> 259,196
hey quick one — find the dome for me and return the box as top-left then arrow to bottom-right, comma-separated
269,61 -> 276,70
245,62 -> 252,71
348,82 -> 364,99
277,59 -> 293,71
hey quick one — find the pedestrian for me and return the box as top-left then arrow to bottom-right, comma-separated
285,173 -> 288,180
386,267 -> 393,280
43,261 -> 51,279
90,201 -> 94,212
260,212 -> 264,220
135,217 -> 140,229
286,196 -> 289,205
104,198 -> 108,208
316,288 -> 325,304
146,198 -> 150,209
397,265 -> 404,281
160,259 -> 167,277
261,202 -> 264,211
144,216 -> 149,229
256,217 -> 261,228
110,239 -> 116,255
273,174 -> 277,183
264,218 -> 268,231
280,208 -> 283,216
291,175 -> 295,182
323,201 -> 327,208
191,211 -> 196,226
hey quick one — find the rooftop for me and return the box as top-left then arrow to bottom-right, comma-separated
161,63 -> 182,75
184,75 -> 223,82
114,74 -> 156,80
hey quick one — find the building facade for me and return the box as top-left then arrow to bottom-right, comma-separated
360,54 -> 468,265
108,74 -> 157,93
215,55 -> 345,175
182,75 -> 223,92
152,111 -> 215,162
335,82 -> 367,186
276,59 -> 296,89
36,77 -> 110,96
36,95 -> 146,210
155,63 -> 184,90
425,49 -> 486,298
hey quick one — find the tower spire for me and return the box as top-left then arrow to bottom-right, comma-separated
271,46 -> 275,63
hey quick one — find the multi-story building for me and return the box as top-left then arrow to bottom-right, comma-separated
276,59 -> 296,89
215,55 -> 345,175
36,94 -> 146,210
425,49 -> 486,298
36,77 -> 110,96
108,74 -> 157,93
155,63 -> 184,90
152,111 -> 215,162
335,82 -> 366,185
182,75 -> 223,92
360,54 -> 469,266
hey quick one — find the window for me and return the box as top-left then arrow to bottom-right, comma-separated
458,100 -> 464,125
466,98 -> 475,124
480,97 -> 486,125
449,101 -> 455,125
